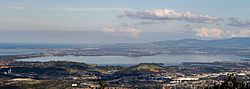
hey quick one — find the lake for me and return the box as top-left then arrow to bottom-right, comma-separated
17,54 -> 245,66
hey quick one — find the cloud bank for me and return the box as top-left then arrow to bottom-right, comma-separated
194,27 -> 225,38
231,29 -> 250,37
227,17 -> 250,28
103,28 -> 142,38
194,27 -> 250,39
118,9 -> 222,23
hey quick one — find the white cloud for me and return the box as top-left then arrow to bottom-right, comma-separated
231,29 -> 250,37
118,9 -> 222,23
136,21 -> 165,25
194,27 -> 225,38
194,27 -> 250,39
103,28 -> 142,38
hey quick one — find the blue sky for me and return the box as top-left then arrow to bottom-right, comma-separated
0,0 -> 250,44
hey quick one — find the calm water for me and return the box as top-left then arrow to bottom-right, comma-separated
18,55 -> 245,66
0,49 -> 43,56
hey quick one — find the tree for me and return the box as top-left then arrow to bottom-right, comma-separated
99,80 -> 106,89
207,74 -> 250,89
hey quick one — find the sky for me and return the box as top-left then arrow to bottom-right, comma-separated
0,0 -> 250,44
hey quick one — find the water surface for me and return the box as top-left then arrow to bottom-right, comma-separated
0,49 -> 43,56
18,55 -> 245,65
